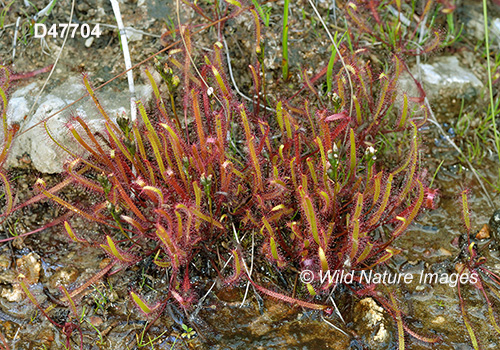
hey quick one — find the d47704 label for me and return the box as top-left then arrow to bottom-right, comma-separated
34,23 -> 102,39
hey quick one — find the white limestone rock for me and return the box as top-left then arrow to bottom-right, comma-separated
3,76 -> 151,173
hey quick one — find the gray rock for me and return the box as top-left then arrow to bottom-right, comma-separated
489,209 -> 500,241
463,1 -> 500,46
2,77 -> 151,173
464,8 -> 485,41
491,18 -> 500,48
398,56 -> 483,120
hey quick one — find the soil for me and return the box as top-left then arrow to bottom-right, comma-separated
0,0 -> 500,349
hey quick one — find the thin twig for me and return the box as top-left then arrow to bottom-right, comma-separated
328,295 -> 345,324
110,0 -> 137,122
12,17 -> 20,61
322,315 -> 348,336
240,229 -> 255,307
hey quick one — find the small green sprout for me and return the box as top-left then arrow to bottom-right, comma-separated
85,319 -> 105,345
181,324 -> 196,340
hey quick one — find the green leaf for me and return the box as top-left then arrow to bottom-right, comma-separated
131,291 -> 159,315
101,235 -> 133,262
224,0 -> 241,7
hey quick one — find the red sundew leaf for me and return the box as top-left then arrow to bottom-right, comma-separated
100,235 -> 135,263
19,279 -> 62,329
302,69 -> 318,97
130,291 -> 161,315
298,186 -> 321,247
155,224 -> 177,255
401,322 -> 441,344
64,221 -> 87,243
121,215 -> 147,234
249,64 -> 260,100
0,172 -> 13,220
66,122 -> 108,167
247,278 -> 330,312
60,285 -> 79,319
461,190 -> 471,233
224,0 -> 241,8
191,89 -> 207,159
364,247 -> 401,269
224,250 -> 244,285
473,274 -> 500,335
65,159 -> 104,194
324,112 -> 349,122
0,126 -> 16,166
367,173 -> 393,226
392,179 -> 425,238
318,246 -> 329,272
368,0 -> 382,25
108,174 -> 147,222
390,293 -> 405,350
349,128 -> 357,181
104,122 -> 134,163
82,74 -> 118,134
176,204 -> 224,229
356,241 -> 374,265
144,68 -> 170,124
458,280 -> 480,349
8,65 -> 51,82
161,123 -> 188,186
34,179 -> 108,225
436,0 -> 456,13
330,118 -> 351,140
284,109 -> 295,140
141,185 -> 164,204
248,10 -> 262,55
276,101 -> 285,134
423,31 -> 441,54
239,105 -> 263,191
423,188 -> 439,210
74,116 -> 113,165
350,211 -> 362,260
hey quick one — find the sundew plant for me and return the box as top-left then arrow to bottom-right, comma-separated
0,0 -> 477,348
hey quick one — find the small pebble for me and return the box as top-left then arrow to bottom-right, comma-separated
1,284 -> 25,302
438,248 -> 452,256
476,224 -> 490,240
432,316 -> 446,324
85,37 -> 94,48
89,316 -> 103,327
16,252 -> 41,284
0,255 -> 10,269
